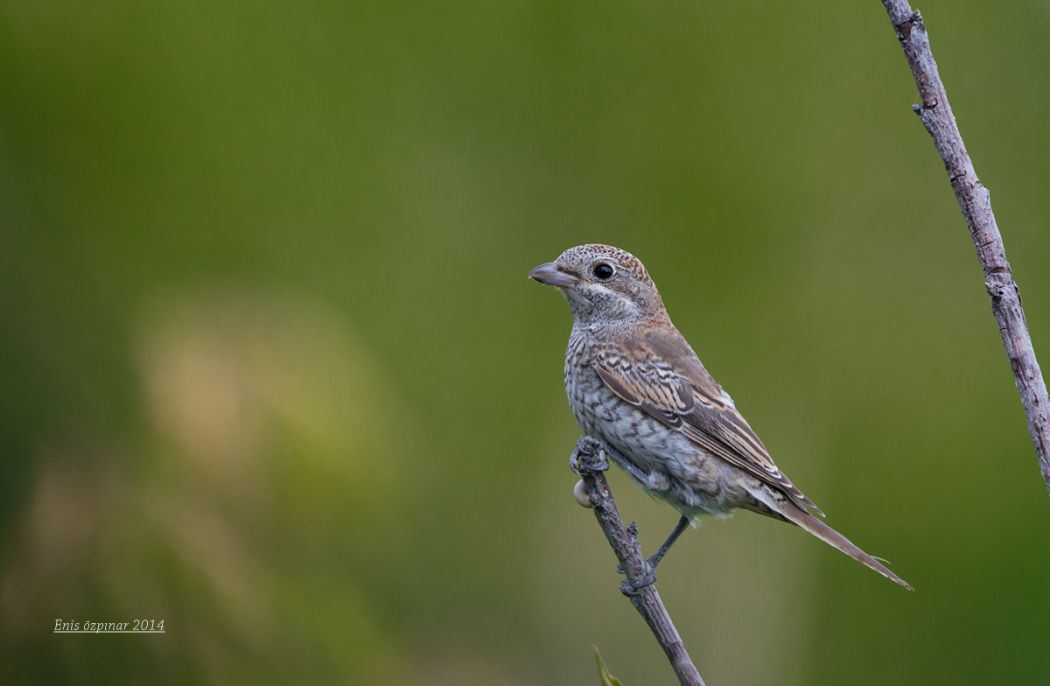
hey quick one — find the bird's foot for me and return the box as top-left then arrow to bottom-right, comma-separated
569,436 -> 608,474
619,568 -> 657,597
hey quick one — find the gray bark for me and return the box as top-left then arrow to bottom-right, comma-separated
881,1 -> 1050,492
571,436 -> 706,686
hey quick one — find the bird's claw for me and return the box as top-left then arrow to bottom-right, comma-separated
619,570 -> 657,597
571,436 -> 608,474
616,538 -> 658,592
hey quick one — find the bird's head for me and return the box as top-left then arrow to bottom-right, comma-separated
529,244 -> 664,326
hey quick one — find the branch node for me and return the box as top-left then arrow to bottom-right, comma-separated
893,10 -> 922,39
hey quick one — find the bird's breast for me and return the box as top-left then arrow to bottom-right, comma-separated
561,327 -> 758,518
563,331 -> 683,470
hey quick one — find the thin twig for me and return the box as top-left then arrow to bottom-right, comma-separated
571,436 -> 706,686
880,1 -> 1050,493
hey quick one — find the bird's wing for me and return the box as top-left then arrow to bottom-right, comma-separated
594,326 -> 824,516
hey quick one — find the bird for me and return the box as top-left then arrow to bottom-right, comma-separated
529,243 -> 912,590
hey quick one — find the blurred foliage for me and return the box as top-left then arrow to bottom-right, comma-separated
595,647 -> 625,686
1,0 -> 1050,684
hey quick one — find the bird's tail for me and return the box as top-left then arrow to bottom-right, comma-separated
777,503 -> 913,591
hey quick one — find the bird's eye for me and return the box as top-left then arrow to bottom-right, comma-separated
592,262 -> 615,280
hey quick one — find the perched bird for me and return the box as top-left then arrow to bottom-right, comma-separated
530,243 -> 911,590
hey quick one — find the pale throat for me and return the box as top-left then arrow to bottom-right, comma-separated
564,284 -> 645,326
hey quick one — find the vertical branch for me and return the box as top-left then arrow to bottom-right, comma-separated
571,437 -> 706,686
880,1 -> 1050,492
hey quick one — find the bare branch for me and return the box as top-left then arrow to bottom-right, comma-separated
571,436 -> 706,686
880,1 -> 1050,492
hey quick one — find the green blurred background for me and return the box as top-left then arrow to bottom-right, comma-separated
2,1 -> 1049,684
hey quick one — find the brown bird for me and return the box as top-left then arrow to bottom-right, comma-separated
530,243 -> 911,590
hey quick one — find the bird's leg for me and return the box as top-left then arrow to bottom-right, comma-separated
617,515 -> 692,575
646,515 -> 691,570
603,449 -> 653,486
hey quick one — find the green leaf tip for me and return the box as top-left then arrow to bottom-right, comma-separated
593,645 -> 624,686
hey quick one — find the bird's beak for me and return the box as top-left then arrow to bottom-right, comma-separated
528,262 -> 578,288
